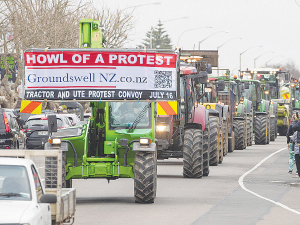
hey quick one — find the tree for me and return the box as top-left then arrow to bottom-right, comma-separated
140,20 -> 172,49
267,60 -> 300,79
0,0 -> 134,109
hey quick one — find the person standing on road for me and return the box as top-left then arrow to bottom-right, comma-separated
286,114 -> 298,174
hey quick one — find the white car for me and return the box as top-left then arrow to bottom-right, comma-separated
0,157 -> 56,225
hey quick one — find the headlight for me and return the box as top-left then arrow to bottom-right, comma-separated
140,138 -> 152,145
156,125 -> 170,132
52,138 -> 61,145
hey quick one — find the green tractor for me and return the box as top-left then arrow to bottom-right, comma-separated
239,77 -> 271,145
242,68 -> 290,136
24,19 -> 180,203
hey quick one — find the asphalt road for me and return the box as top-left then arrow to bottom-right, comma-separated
73,136 -> 300,225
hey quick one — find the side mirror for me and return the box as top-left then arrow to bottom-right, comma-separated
244,82 -> 249,89
217,80 -> 225,91
206,63 -> 212,74
47,115 -> 57,134
39,194 -> 57,203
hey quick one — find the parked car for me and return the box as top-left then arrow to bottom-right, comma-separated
0,157 -> 57,225
0,109 -> 22,149
23,114 -> 72,149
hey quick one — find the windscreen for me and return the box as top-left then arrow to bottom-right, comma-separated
0,165 -> 31,201
243,83 -> 257,102
109,102 -> 151,130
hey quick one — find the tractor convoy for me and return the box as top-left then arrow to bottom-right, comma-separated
6,18 -> 298,212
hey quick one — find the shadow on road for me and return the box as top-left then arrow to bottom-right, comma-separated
76,197 -> 134,205
157,161 -> 183,166
158,174 -> 183,179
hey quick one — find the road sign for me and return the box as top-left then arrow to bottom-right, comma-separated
20,100 -> 42,114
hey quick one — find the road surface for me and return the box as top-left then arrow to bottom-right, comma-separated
73,136 -> 300,225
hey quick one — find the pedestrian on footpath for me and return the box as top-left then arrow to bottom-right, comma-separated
291,114 -> 300,176
286,114 -> 298,174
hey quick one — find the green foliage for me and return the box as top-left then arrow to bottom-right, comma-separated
139,20 -> 172,49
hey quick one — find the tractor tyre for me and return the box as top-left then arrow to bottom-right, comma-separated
233,120 -> 245,150
134,151 -> 157,203
228,136 -> 234,153
254,114 -> 268,145
222,120 -> 228,156
183,129 -> 203,178
203,126 -> 210,176
247,115 -> 251,146
266,115 -> 270,144
218,121 -> 224,164
209,116 -> 219,166
270,117 -> 276,141
249,110 -> 253,146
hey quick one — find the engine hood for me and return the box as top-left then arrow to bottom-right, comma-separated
0,200 -> 32,223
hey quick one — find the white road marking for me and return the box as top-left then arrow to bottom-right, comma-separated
238,147 -> 300,215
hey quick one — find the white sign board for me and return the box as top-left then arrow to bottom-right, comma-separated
24,51 -> 177,101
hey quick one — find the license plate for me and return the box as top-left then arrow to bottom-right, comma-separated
38,131 -> 48,135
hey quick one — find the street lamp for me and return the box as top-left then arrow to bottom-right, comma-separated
198,30 -> 229,50
239,45 -> 262,73
217,37 -> 242,75
120,2 -> 161,12
253,51 -> 274,67
265,55 -> 284,66
177,26 -> 213,46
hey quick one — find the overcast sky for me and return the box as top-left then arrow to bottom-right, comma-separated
98,0 -> 300,75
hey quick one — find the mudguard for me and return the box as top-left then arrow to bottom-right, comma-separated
203,103 -> 223,125
259,100 -> 270,114
243,99 -> 252,114
236,104 -> 245,119
189,104 -> 206,131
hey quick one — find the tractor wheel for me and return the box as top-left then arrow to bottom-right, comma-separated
222,120 -> 228,156
247,114 -> 251,146
203,126 -> 210,176
209,116 -> 219,166
249,110 -> 253,146
266,115 -> 270,144
228,136 -> 234,153
183,129 -> 203,178
134,151 -> 157,203
218,121 -> 224,164
254,114 -> 268,145
270,117 -> 276,141
243,115 -> 247,149
233,120 -> 245,150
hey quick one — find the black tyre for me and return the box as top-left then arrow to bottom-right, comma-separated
233,120 -> 245,150
270,117 -> 276,141
228,136 -> 234,153
203,126 -> 210,176
209,116 -> 219,166
218,121 -> 224,163
183,129 -> 203,178
247,115 -> 251,146
266,115 -> 270,144
222,120 -> 228,156
249,110 -> 253,146
134,151 -> 157,203
255,114 -> 268,145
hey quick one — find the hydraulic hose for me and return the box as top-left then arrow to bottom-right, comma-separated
124,139 -> 140,167
62,140 -> 77,167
